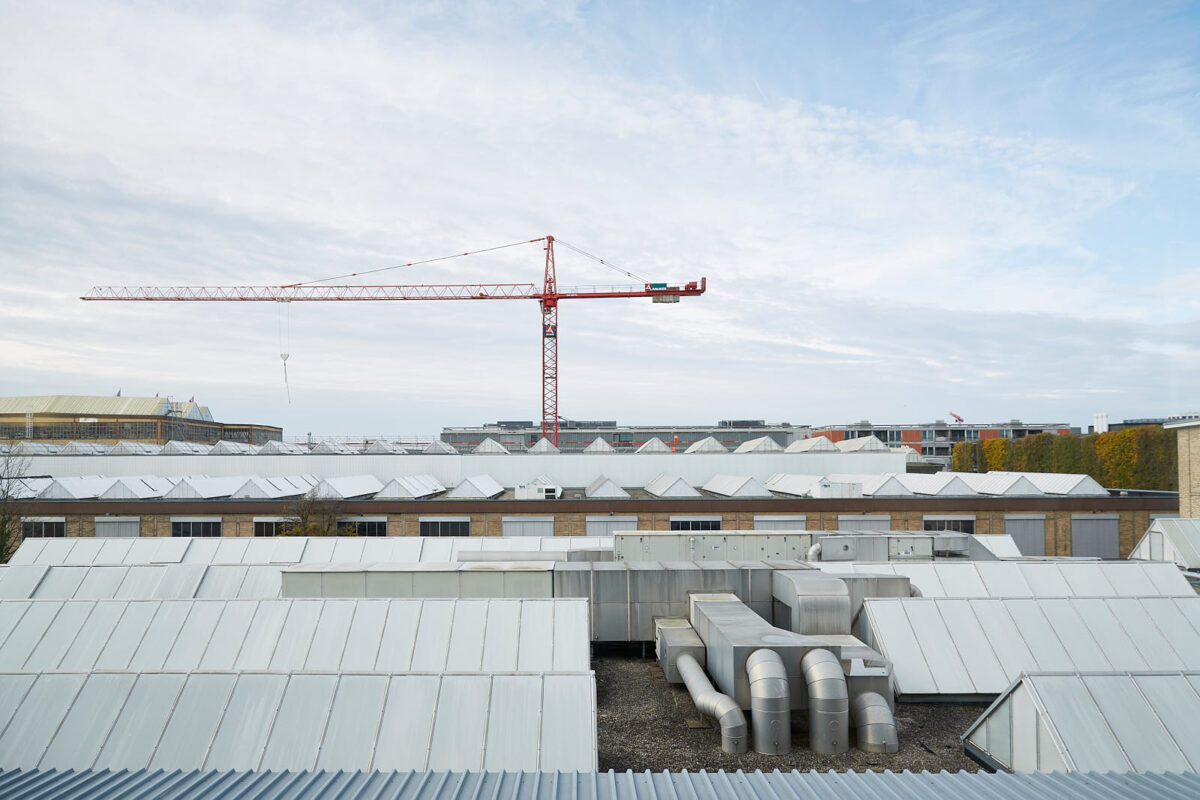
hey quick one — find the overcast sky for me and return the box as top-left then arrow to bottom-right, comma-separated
1,1 -> 1197,438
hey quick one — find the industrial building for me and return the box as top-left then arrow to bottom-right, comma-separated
5,447 -> 1177,558
0,395 -> 282,446
442,420 -> 805,452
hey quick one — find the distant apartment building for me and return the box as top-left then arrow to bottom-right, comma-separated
810,420 -> 1073,465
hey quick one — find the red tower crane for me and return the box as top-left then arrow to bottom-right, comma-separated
82,235 -> 706,445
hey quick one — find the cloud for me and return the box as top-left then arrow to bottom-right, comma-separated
0,1 -> 1196,433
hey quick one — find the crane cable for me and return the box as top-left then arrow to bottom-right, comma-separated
286,237 -> 548,287
553,239 -> 650,284
277,300 -> 292,403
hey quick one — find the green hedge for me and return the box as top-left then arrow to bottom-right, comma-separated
951,426 -> 1177,491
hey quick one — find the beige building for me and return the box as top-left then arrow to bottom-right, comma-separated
1167,418 -> 1200,517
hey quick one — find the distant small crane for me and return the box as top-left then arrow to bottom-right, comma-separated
950,412 -> 964,423
82,236 -> 707,446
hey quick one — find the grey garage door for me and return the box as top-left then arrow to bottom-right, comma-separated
1071,514 -> 1120,559
585,516 -> 638,537
1004,515 -> 1046,556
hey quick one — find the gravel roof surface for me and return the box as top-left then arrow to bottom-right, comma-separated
595,651 -> 986,773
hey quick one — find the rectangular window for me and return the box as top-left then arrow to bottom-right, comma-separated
254,520 -> 283,537
350,520 -> 387,537
923,516 -> 976,534
886,429 -> 904,443
668,515 -> 722,531
170,518 -> 222,537
965,429 -> 980,441
21,518 -> 66,538
419,518 -> 470,537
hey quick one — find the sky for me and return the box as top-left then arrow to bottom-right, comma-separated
1,0 -> 1197,438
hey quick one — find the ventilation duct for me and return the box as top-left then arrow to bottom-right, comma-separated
676,653 -> 748,754
801,648 -> 849,754
746,648 -> 790,754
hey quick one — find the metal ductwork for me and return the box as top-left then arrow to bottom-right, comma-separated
746,648 -> 790,754
851,690 -> 898,754
801,648 -> 849,754
806,542 -> 822,562
676,653 -> 748,754
772,571 -> 851,635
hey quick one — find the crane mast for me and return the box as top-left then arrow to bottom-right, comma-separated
82,236 -> 706,445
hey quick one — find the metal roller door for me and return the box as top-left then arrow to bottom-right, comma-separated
94,517 -> 140,538
501,517 -> 555,537
753,515 -> 806,531
1004,515 -> 1046,556
1070,514 -> 1120,559
585,516 -> 638,537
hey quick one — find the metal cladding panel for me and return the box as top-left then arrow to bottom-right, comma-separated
23,600 -> 92,670
484,675 -> 542,772
315,674 -> 390,771
427,674 -> 491,771
203,674 -> 289,770
1133,674 -> 1200,767
59,601 -> 126,670
372,675 -> 440,771
481,600 -> 522,671
38,673 -> 135,770
3,770 -> 1200,800
0,566 -> 48,599
340,601 -> 389,670
259,674 -> 339,771
867,597 -> 1200,697
93,673 -> 186,770
148,674 -> 237,770
128,602 -> 191,670
0,673 -> 84,768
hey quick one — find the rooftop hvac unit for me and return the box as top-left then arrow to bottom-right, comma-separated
515,484 -> 562,500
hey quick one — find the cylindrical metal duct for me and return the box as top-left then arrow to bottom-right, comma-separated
676,653 -> 748,754
851,691 -> 898,753
746,648 -> 790,755
806,542 -> 822,562
800,648 -> 849,754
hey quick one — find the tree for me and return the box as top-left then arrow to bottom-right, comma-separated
280,492 -> 357,536
0,450 -> 32,563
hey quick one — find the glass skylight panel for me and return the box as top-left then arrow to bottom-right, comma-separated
427,674 -> 490,771
518,600 -> 554,671
258,674 -> 337,770
411,600 -> 455,672
375,602 -> 420,671
233,602 -> 289,669
314,674 -> 389,771
339,600 -> 388,670
480,600 -> 521,672
0,601 -> 65,669
198,602 -> 257,670
446,600 -> 488,671
23,601 -> 93,670
304,600 -> 355,670
39,672 -> 136,770
203,673 -> 288,770
149,673 -> 235,770
58,601 -> 125,670
484,674 -> 541,771
269,601 -> 322,670
163,602 -> 224,670
372,674 -> 440,771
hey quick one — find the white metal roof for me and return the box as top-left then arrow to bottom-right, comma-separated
860,596 -> 1200,697
989,471 -> 1108,496
472,437 -> 511,455
527,437 -> 560,454
0,563 -> 285,600
257,440 -> 309,455
8,536 -> 613,568
158,441 -> 212,455
0,598 -> 591,673
446,474 -> 504,499
164,475 -> 251,500
821,561 -> 1194,598
584,475 -> 630,499
581,437 -> 615,453
784,437 -> 838,453
0,669 -> 596,772
11,442 -> 63,456
37,476 -> 116,500
965,671 -> 1200,773
209,441 -> 258,455
230,475 -> 318,499
311,441 -> 357,455
733,435 -> 784,453
701,474 -> 772,498
634,437 -> 671,454
893,472 -> 976,496
764,473 -> 823,497
6,477 -> 53,499
835,436 -> 889,453
310,475 -> 385,499
643,473 -> 701,498
363,440 -> 409,454
974,534 -> 1024,558
374,474 -> 446,499
684,436 -> 727,454
824,473 -> 914,497
57,442 -> 111,455
99,476 -> 178,500
422,439 -> 459,455
106,441 -> 161,455
957,472 -> 1045,496
1130,518 -> 1200,569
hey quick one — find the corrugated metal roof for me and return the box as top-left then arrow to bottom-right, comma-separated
764,473 -> 823,497
528,437 -> 560,454
0,395 -> 173,417
835,436 -> 889,453
422,439 -> 459,455
582,437 -> 615,453
819,561 -> 1194,599
473,438 -> 511,455
635,437 -> 671,454
375,474 -> 446,499
893,472 -> 976,496
965,671 -> 1200,773
446,475 -> 504,499
258,440 -> 309,455
310,475 -> 385,499
989,471 -> 1108,496
957,472 -> 1045,496
861,596 -> 1200,697
1,768 -> 1197,800
37,476 -> 115,500
0,598 -> 591,673
0,670 -> 596,772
